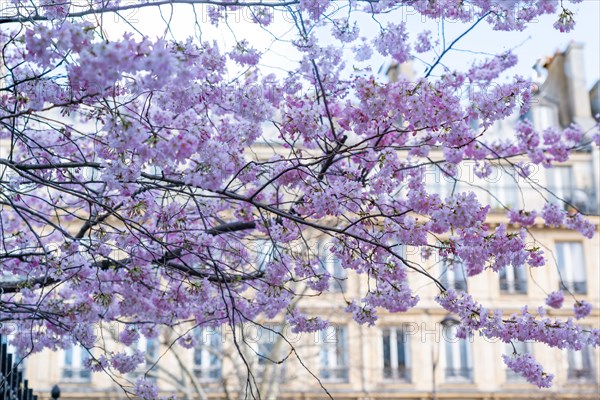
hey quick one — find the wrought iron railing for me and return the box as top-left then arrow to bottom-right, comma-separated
0,338 -> 37,400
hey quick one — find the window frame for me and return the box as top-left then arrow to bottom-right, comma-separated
440,257 -> 468,292
127,334 -> 159,381
318,241 -> 347,293
499,264 -> 528,294
566,343 -> 596,382
381,327 -> 410,382
193,327 -> 223,382
318,325 -> 349,382
487,165 -> 520,210
556,242 -> 587,294
546,166 -> 574,206
443,324 -> 473,382
61,345 -> 92,383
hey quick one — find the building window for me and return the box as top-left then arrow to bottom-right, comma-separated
505,341 -> 532,382
556,242 -> 586,294
488,166 -> 519,210
193,328 -> 222,381
247,324 -> 286,383
382,327 -> 410,381
257,325 -> 282,366
255,239 -> 277,272
62,346 -> 91,382
531,104 -> 557,132
318,241 -> 346,292
319,326 -> 348,382
440,258 -> 468,292
546,166 -> 574,206
499,264 -> 527,294
444,325 -> 472,382
567,345 -> 595,381
425,165 -> 457,199
128,336 -> 159,381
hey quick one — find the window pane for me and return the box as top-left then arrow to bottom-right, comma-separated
194,328 -> 222,381
319,326 -> 348,382
396,330 -> 406,369
445,326 -> 471,381
567,345 -> 595,381
319,241 -> 347,292
547,166 -> 573,204
489,166 -> 519,209
556,242 -> 586,294
64,347 -> 73,366
500,264 -> 527,294
382,332 -> 392,378
441,258 -> 467,291
63,346 -> 90,382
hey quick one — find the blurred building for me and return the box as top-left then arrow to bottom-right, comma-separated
8,44 -> 600,399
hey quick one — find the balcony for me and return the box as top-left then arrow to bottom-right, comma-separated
500,278 -> 527,294
440,275 -> 468,292
320,366 -> 349,382
549,188 -> 599,215
560,281 -> 587,294
383,366 -> 410,381
193,366 -> 221,381
445,367 -> 472,381
568,368 -> 596,381
484,186 -> 599,215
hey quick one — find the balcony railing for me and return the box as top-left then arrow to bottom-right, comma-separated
445,367 -> 472,381
62,367 -> 91,382
500,278 -> 527,294
383,366 -> 410,381
482,186 -> 600,215
568,368 -> 595,381
550,188 -> 599,215
560,281 -> 587,294
320,366 -> 349,382
193,366 -> 221,381
440,277 -> 467,292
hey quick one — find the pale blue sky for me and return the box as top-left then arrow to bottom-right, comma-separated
106,1 -> 599,88
425,0 -> 600,88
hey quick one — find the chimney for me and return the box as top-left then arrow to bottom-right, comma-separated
563,43 -> 593,127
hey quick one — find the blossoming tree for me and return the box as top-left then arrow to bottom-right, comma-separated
0,0 -> 598,397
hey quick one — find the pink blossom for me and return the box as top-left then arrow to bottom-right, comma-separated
0,0 -> 596,391
110,351 -> 145,374
346,302 -> 377,326
574,300 -> 592,319
553,8 -> 575,32
564,124 -> 583,143
541,203 -> 565,227
119,328 -> 140,347
229,40 -> 260,66
545,291 -> 564,309
508,209 -> 538,227
414,30 -> 433,53
528,249 -> 545,267
286,311 -> 329,333
134,378 -> 159,399
502,353 -> 554,388
374,23 -> 411,63
565,213 -> 595,239
299,0 -> 330,20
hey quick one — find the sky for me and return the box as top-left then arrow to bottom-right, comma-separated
103,1 -> 599,88
427,0 -> 600,88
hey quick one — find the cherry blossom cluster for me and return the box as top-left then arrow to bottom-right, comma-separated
436,289 -> 600,350
0,0 -> 597,396
502,353 -> 554,388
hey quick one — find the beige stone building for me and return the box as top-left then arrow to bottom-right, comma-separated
5,44 -> 599,399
